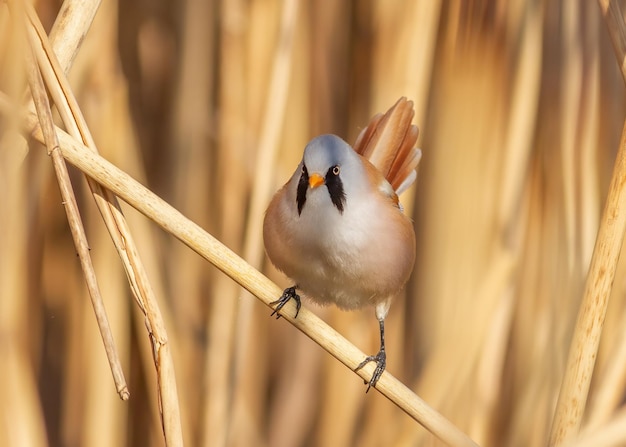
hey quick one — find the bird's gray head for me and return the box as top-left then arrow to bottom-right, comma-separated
296,135 -> 366,216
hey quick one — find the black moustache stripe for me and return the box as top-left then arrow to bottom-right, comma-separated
325,165 -> 346,214
296,165 -> 309,215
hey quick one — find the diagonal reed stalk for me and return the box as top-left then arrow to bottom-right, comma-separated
6,99 -> 480,447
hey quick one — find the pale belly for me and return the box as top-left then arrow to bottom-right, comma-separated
263,185 -> 415,311
277,226 -> 413,310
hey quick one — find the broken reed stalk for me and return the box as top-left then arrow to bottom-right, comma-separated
7,102 -> 480,447
549,2 -> 626,445
18,3 -> 129,400
21,4 -> 185,446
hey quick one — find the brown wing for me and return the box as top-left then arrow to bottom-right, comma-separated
353,97 -> 421,194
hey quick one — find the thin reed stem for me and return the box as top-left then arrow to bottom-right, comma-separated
18,0 -> 128,401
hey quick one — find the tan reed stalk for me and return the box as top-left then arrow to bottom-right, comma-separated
477,8 -> 544,444
578,1 -> 601,268
564,406 -> 626,447
23,4 -> 129,400
229,0 -> 299,443
0,13 -> 47,447
559,0 -> 582,273
238,0 -> 298,311
47,0 -> 102,73
21,0 -> 126,403
70,1 -> 182,439
168,0 -> 216,436
267,3 -> 359,444
264,9 -> 319,447
359,2 -> 441,445
597,0 -> 626,85
549,2 -> 626,445
549,119 -> 626,445
586,306 -> 626,430
204,276 -> 243,447
202,1 -> 251,445
370,0 -> 441,127
165,18 -> 208,447
317,311 -> 372,447
81,235 -> 130,447
497,1 -> 543,231
25,3 -> 185,445
9,106 -> 482,447
25,30 -> 127,446
577,3 -> 618,432
402,21 -> 513,443
204,277 -> 242,447
342,3 -> 441,446
69,4 -> 133,445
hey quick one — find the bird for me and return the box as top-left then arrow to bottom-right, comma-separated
263,97 -> 421,391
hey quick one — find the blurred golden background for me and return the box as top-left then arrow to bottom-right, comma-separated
2,0 -> 626,446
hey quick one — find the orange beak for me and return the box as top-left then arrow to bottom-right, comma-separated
308,173 -> 325,189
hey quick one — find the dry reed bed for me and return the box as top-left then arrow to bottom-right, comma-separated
1,1 -> 626,447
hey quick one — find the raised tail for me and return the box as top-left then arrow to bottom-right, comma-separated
353,97 -> 422,195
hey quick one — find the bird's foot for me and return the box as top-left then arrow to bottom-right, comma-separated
355,349 -> 386,393
270,286 -> 301,319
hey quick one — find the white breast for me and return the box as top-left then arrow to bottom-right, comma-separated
264,179 -> 414,310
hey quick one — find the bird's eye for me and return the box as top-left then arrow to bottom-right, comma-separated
332,165 -> 340,176
300,164 -> 309,179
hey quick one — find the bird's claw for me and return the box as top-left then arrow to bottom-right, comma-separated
270,286 -> 301,319
355,349 -> 386,393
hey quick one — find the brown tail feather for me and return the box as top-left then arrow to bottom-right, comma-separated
353,97 -> 421,194
353,112 -> 383,155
